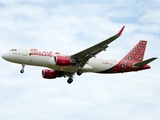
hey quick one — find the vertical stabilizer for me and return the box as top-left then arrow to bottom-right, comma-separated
105,40 -> 148,73
121,40 -> 147,62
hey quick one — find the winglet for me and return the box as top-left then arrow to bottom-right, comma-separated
117,26 -> 125,36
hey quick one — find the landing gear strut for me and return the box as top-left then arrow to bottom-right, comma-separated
67,78 -> 73,84
20,63 -> 25,73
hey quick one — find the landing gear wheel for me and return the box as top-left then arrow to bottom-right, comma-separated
20,63 -> 25,73
67,78 -> 73,84
77,69 -> 83,76
20,69 -> 24,73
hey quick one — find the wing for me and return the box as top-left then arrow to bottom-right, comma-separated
71,26 -> 125,67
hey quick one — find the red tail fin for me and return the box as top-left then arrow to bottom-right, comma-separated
106,40 -> 148,73
121,40 -> 147,62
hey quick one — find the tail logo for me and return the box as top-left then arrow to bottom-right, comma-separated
107,40 -> 147,73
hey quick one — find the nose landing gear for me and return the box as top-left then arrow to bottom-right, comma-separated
20,63 -> 25,73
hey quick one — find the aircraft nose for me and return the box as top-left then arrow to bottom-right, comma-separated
2,53 -> 8,60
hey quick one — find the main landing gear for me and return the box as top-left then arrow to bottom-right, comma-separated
77,69 -> 83,76
20,63 -> 25,73
67,78 -> 73,84
67,69 -> 83,84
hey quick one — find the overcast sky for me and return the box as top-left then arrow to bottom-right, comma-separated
0,0 -> 160,120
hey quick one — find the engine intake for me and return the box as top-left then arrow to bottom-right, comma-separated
42,69 -> 63,79
55,56 -> 72,66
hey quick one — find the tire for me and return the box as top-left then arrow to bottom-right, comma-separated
77,70 -> 83,76
20,69 -> 24,73
67,78 -> 73,84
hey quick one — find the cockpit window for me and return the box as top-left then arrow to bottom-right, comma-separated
9,49 -> 17,51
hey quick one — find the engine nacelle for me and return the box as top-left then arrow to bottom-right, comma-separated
55,56 -> 72,66
42,69 -> 63,79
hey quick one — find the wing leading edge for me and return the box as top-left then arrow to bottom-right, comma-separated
71,26 -> 125,67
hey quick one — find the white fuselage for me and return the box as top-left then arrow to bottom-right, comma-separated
2,48 -> 118,73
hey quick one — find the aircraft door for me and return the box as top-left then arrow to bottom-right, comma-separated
22,49 -> 28,56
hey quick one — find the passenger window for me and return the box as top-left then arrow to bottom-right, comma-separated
9,49 -> 17,51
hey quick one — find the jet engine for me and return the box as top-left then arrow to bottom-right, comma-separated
54,56 -> 72,66
42,69 -> 63,79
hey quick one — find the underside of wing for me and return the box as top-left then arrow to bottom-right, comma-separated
71,26 -> 125,67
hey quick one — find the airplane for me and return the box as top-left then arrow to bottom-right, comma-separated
2,26 -> 157,84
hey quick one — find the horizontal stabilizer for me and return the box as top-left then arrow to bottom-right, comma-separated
134,57 -> 157,67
